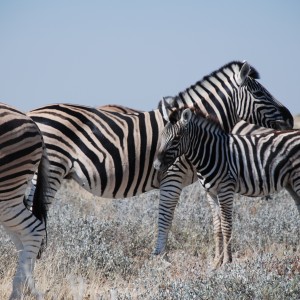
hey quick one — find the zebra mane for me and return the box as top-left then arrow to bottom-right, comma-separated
157,98 -> 165,110
191,107 -> 224,130
202,60 -> 260,82
220,60 -> 260,79
248,65 -> 260,79
169,106 -> 223,129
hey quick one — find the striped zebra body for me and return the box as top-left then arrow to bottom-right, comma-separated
0,103 -> 49,299
26,104 -> 143,201
25,104 -> 146,203
26,61 -> 294,255
28,104 -> 164,199
154,107 -> 300,267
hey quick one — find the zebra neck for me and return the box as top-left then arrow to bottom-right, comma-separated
186,119 -> 228,174
174,77 -> 239,132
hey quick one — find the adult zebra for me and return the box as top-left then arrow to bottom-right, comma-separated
26,61 -> 293,256
0,103 -> 49,300
153,107 -> 300,267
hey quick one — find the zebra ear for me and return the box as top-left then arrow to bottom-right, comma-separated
161,96 -> 175,122
237,61 -> 251,86
180,108 -> 192,125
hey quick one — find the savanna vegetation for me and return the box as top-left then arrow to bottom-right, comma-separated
1,178 -> 299,299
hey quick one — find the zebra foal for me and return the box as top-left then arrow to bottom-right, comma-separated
154,107 -> 300,267
0,103 -> 49,299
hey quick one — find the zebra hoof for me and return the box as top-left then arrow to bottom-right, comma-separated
37,238 -> 47,259
152,249 -> 162,256
152,245 -> 166,256
150,252 -> 170,264
152,247 -> 168,258
212,256 -> 223,270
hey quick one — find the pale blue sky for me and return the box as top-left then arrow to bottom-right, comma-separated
0,1 -> 299,114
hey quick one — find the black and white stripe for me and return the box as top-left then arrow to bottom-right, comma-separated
0,103 -> 49,299
26,61 -> 294,256
154,107 -> 300,267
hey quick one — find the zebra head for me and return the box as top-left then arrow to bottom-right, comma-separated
158,61 -> 294,131
233,61 -> 294,130
154,108 -> 192,173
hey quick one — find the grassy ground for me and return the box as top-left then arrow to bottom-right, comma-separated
1,181 -> 299,299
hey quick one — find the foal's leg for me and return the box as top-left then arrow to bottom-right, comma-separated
154,158 -> 196,255
207,192 -> 223,268
154,171 -> 185,254
218,187 -> 235,265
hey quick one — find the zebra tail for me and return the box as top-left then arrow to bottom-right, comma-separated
32,145 -> 50,245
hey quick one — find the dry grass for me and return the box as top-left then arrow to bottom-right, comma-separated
1,181 -> 300,299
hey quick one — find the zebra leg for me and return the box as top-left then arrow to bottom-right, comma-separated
218,187 -> 235,266
1,202 -> 45,300
154,158 -> 196,255
286,183 -> 300,214
207,192 -> 223,268
153,172 -> 183,255
4,228 -> 24,252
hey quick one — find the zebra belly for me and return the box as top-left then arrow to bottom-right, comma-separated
71,157 -> 197,199
234,168 -> 290,197
71,162 -> 161,199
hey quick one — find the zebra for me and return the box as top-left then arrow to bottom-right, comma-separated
26,61 -> 294,256
0,103 -> 49,300
153,107 -> 300,268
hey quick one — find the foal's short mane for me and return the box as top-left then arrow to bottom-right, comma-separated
169,106 -> 223,130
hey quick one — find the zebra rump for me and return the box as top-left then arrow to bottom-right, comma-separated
0,103 -> 50,300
